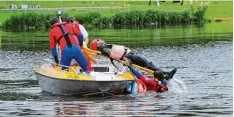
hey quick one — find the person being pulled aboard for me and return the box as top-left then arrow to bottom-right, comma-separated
49,17 -> 90,73
90,38 -> 177,80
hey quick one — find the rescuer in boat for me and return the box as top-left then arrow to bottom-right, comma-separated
90,38 -> 177,80
49,17 -> 90,73
66,17 -> 89,47
66,17 -> 93,71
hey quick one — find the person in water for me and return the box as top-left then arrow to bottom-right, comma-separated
49,17 -> 90,73
89,38 -> 177,80
127,65 -> 175,94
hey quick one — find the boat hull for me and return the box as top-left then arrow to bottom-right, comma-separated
36,73 -> 132,95
35,63 -> 135,95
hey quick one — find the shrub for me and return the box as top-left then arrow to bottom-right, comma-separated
85,12 -> 101,25
192,5 -> 208,23
181,10 -> 191,24
2,12 -> 53,30
2,8 -> 207,29
74,14 -> 86,25
112,12 -> 126,26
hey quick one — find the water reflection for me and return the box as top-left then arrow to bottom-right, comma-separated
50,93 -> 171,116
0,22 -> 232,51
54,103 -> 87,115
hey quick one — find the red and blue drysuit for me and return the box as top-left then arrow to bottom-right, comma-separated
72,21 -> 84,46
128,66 -> 168,94
49,22 -> 89,72
71,21 -> 93,71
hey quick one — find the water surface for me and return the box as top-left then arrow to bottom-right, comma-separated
0,22 -> 232,116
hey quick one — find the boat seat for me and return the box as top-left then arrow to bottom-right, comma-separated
93,67 -> 109,72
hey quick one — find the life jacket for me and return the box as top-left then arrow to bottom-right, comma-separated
51,22 -> 79,50
72,21 -> 82,36
155,83 -> 168,93
53,22 -> 74,48
136,79 -> 147,93
101,44 -> 131,60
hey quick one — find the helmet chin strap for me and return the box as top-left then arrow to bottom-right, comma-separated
100,42 -> 105,46
97,42 -> 105,49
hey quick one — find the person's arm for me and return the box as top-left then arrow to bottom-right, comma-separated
129,66 -> 168,92
156,84 -> 168,92
84,37 -> 89,45
128,66 -> 156,87
49,31 -> 58,64
76,34 -> 84,46
71,22 -> 83,46
51,48 -> 58,64
79,24 -> 88,39
79,24 -> 89,45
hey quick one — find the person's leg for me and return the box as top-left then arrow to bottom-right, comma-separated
71,44 -> 90,73
126,53 -> 160,71
167,68 -> 177,79
60,47 -> 72,70
126,53 -> 177,80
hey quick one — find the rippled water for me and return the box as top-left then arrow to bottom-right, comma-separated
0,41 -> 232,116
0,22 -> 233,116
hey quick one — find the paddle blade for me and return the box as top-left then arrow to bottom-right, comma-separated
83,49 -> 98,64
83,47 -> 101,55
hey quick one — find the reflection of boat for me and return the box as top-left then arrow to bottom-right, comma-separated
35,60 -> 135,96
54,102 -> 87,115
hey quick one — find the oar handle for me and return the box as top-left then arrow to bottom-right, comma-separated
131,64 -> 154,74
58,11 -> 62,22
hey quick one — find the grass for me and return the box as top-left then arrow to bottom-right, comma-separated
0,1 -> 232,25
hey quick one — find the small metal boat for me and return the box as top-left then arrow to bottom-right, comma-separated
35,60 -> 135,96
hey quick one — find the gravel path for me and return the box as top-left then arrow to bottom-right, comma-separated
0,6 -> 122,11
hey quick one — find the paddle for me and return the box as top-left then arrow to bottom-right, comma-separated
81,43 -> 99,64
128,62 -> 154,74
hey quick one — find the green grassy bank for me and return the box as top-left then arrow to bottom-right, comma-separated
0,1 -> 232,26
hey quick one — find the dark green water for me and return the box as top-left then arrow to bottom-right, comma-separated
0,22 -> 232,116
0,22 -> 232,50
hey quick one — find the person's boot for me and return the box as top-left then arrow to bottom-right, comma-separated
80,68 -> 90,74
153,70 -> 166,81
154,68 -> 177,81
166,68 -> 177,80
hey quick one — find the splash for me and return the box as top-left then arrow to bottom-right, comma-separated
168,76 -> 188,94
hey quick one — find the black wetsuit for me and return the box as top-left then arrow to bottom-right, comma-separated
99,44 -> 161,72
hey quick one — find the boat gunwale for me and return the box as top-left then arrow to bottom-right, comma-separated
35,71 -> 134,82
